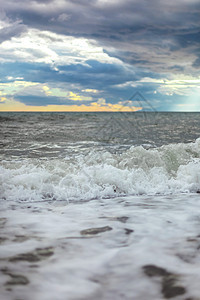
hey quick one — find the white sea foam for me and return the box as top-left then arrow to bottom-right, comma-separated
1,138 -> 200,202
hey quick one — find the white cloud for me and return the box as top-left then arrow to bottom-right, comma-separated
0,80 -> 95,103
0,81 -> 39,96
114,75 -> 200,97
156,75 -> 200,95
0,28 -> 122,67
82,89 -> 99,93
6,76 -> 24,81
57,13 -> 71,22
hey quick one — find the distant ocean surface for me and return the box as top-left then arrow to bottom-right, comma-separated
1,112 -> 200,300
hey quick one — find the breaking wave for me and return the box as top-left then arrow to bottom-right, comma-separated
1,139 -> 200,202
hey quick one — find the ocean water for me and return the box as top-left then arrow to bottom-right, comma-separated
1,112 -> 200,299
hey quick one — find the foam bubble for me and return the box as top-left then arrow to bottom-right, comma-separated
1,139 -> 200,202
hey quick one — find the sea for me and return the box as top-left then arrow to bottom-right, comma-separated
1,112 -> 200,300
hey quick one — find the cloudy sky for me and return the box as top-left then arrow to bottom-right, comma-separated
0,0 -> 200,111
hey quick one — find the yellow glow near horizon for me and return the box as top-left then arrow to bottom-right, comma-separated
0,81 -> 142,112
0,98 -> 142,112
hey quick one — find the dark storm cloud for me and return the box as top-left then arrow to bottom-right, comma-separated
1,0 -> 199,73
0,23 -> 26,43
0,0 -> 199,111
0,10 -> 27,43
2,1 -> 199,43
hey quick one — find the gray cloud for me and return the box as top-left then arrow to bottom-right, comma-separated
1,0 -> 199,74
2,1 -> 199,39
0,11 -> 27,44
0,23 -> 26,43
0,0 -> 199,112
14,94 -> 86,106
192,56 -> 200,68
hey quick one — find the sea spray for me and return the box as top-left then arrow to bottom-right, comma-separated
1,139 -> 200,202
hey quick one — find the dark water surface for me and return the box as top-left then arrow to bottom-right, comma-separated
1,112 -> 200,160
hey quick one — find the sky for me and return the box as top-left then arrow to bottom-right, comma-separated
0,0 -> 200,112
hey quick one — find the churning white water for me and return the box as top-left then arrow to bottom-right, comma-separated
1,112 -> 200,299
1,139 -> 200,202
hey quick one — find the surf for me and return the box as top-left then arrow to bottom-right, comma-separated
1,138 -> 200,202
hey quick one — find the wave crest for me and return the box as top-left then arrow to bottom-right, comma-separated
1,139 -> 200,202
